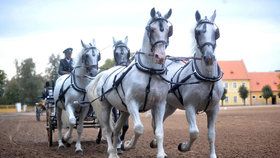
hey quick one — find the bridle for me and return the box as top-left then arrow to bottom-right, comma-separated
81,46 -> 100,73
195,20 -> 220,53
113,41 -> 130,66
146,17 -> 173,53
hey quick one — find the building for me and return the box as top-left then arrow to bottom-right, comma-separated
248,72 -> 280,105
218,60 -> 280,106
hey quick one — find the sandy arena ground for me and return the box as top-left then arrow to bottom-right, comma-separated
0,105 -> 280,158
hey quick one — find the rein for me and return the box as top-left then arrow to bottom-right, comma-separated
135,52 -> 167,75
158,55 -> 223,113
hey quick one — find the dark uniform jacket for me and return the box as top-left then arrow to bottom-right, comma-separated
58,58 -> 73,75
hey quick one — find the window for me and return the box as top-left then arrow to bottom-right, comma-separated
242,82 -> 246,86
224,82 -> 228,88
234,96 -> 238,103
233,82 -> 237,88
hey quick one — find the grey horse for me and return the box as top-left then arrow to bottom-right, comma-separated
87,8 -> 173,158
54,39 -> 100,153
150,10 -> 223,158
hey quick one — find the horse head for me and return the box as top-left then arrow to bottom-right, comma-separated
145,8 -> 173,64
113,36 -> 130,66
194,10 -> 220,66
80,39 -> 101,77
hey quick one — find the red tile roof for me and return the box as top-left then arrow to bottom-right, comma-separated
218,60 -> 249,80
248,72 -> 280,92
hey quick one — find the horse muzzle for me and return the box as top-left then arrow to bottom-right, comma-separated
203,53 -> 216,66
87,65 -> 98,77
154,52 -> 166,64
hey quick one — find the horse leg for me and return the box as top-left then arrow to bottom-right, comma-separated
120,118 -> 129,143
124,101 -> 143,150
66,104 -> 76,125
62,125 -> 73,147
150,104 -> 176,148
96,127 -> 103,144
178,105 -> 199,152
57,107 -> 65,149
75,106 -> 89,154
151,102 -> 167,158
113,112 -> 129,154
206,106 -> 219,158
97,104 -> 117,158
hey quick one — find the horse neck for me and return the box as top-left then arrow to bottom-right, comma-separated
139,32 -> 163,69
73,60 -> 89,86
194,51 -> 219,78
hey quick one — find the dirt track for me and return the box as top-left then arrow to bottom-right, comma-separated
0,105 -> 280,158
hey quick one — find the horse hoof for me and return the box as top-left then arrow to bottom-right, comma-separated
57,145 -> 65,150
150,140 -> 157,148
62,138 -> 71,147
178,143 -> 188,152
96,138 -> 101,144
65,142 -> 71,147
117,148 -> 123,155
157,154 -> 168,158
75,149 -> 83,155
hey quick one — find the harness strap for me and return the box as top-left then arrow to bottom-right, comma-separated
56,75 -> 71,107
71,71 -> 86,93
113,73 -> 127,109
201,83 -> 215,113
140,74 -> 152,112
99,65 -> 134,110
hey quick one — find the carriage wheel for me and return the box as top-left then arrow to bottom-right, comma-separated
47,116 -> 53,147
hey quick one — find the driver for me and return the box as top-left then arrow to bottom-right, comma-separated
58,48 -> 74,75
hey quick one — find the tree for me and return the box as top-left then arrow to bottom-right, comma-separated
0,69 -> 6,97
99,58 -> 115,72
220,88 -> 227,106
17,58 -> 45,105
45,53 -> 60,82
262,85 -> 273,104
2,77 -> 22,104
238,85 -> 248,106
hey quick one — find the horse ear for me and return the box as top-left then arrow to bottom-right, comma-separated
81,40 -> 86,48
195,10 -> 201,22
113,37 -> 117,45
164,9 -> 172,19
124,36 -> 128,45
210,10 -> 216,22
150,8 -> 156,18
92,39 -> 96,46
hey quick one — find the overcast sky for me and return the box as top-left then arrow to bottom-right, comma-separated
0,0 -> 279,79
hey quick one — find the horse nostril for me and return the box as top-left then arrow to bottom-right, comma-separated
155,53 -> 159,59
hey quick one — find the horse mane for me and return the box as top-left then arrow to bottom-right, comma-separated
190,23 -> 200,55
73,47 -> 86,67
113,40 -> 126,47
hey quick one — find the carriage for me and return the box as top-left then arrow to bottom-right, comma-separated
45,86 -> 100,147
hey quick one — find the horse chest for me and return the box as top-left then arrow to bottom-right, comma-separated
129,80 -> 168,104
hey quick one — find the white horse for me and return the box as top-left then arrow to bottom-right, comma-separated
87,8 -> 173,158
150,10 -> 223,158
54,39 -> 101,153
113,36 -> 130,66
